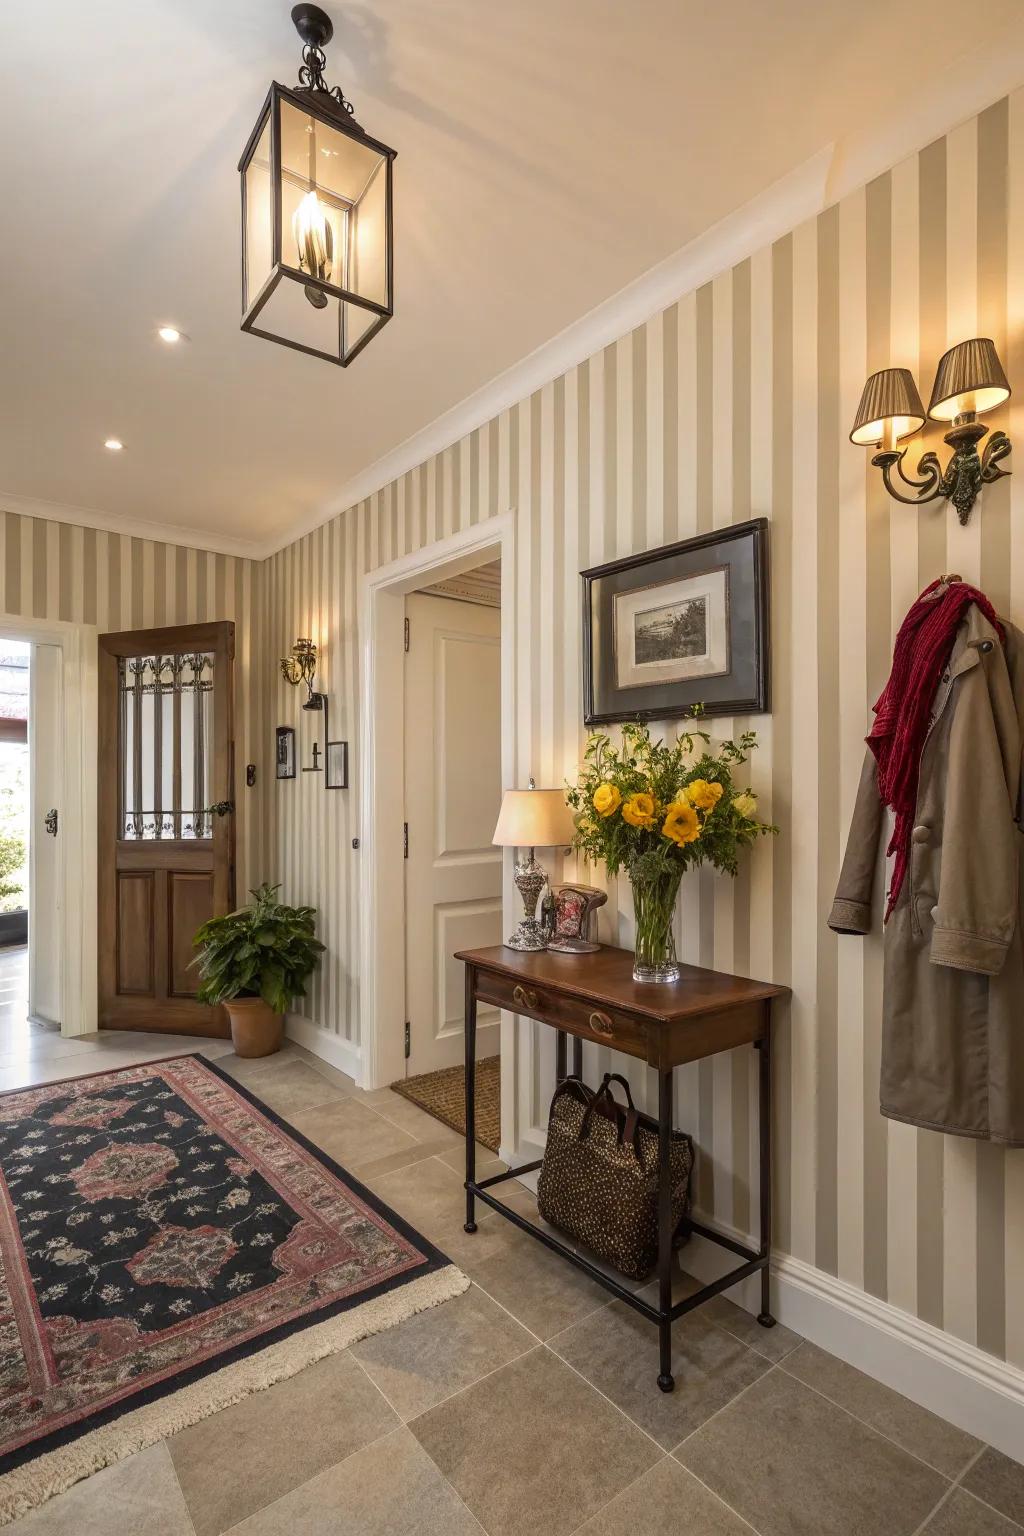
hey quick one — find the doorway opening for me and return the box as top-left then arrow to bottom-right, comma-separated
358,513 -> 514,1157
395,558 -> 503,1149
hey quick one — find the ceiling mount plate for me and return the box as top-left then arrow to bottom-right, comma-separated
291,4 -> 333,50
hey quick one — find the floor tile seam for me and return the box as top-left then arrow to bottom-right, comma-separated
775,1355 -> 966,1485
350,1140 -> 462,1181
215,1421 -> 410,1535
561,1454 -> 673,1536
165,1444 -> 201,1536
452,1277 -> 549,1348
943,1445 -> 1024,1534
467,1254 -> 618,1342
669,1361 -> 781,1456
351,1317 -> 539,1425
537,1342 -> 671,1459
666,1460 -> 768,1536
370,1099 -> 461,1144
908,1442 -> 989,1536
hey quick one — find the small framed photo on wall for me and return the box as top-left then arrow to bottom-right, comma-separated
581,518 -> 770,724
275,725 -> 296,780
325,740 -> 349,789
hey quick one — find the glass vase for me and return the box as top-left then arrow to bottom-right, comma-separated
629,866 -> 684,984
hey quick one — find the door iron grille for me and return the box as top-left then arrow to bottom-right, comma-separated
118,653 -> 215,840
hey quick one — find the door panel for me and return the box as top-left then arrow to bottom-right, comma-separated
404,593 -> 502,1074
98,622 -> 234,1035
28,643 -> 62,1026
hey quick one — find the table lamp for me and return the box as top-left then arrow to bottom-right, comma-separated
492,779 -> 576,951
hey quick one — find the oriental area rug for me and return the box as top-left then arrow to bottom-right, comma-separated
0,1054 -> 467,1524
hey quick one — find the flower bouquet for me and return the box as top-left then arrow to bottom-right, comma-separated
566,719 -> 775,983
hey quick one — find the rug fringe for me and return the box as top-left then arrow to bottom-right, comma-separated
0,1263 -> 470,1526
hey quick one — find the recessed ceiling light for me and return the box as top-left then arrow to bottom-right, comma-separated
157,325 -> 185,344
104,438 -> 124,451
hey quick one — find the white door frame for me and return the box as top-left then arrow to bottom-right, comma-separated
358,512 -> 515,1095
0,615 -> 98,1038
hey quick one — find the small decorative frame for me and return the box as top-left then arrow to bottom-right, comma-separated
326,740 -> 349,789
581,518 -> 770,724
275,725 -> 296,780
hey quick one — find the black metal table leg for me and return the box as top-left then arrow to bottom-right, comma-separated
657,1066 -> 675,1391
464,967 -> 477,1234
756,1013 -> 775,1327
572,1035 -> 583,1079
556,1030 -> 567,1084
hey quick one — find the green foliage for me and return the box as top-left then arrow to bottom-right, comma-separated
190,883 -> 325,1015
0,832 -> 26,907
565,717 -> 776,882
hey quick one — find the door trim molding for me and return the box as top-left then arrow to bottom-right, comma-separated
0,615 -> 98,1038
358,513 -> 516,1094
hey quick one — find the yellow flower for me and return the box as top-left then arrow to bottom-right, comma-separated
686,778 -> 724,813
732,791 -> 758,819
663,800 -> 701,846
621,792 -> 657,829
592,783 -> 621,818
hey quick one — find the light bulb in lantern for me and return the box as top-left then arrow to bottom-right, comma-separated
292,189 -> 334,310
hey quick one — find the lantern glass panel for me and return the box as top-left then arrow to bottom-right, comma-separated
278,97 -> 389,308
244,112 -> 273,309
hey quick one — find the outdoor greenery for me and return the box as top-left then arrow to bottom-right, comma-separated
191,883 -> 325,1014
0,743 -> 28,913
0,832 -> 26,908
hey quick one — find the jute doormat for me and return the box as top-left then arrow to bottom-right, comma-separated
0,1054 -> 467,1525
391,1056 -> 501,1153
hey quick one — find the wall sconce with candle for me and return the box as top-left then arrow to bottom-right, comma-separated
851,337 -> 1012,524
280,637 -> 325,710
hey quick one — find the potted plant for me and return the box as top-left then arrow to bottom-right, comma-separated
566,717 -> 776,983
191,883 -> 325,1057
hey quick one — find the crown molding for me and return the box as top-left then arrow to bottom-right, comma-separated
0,493 -> 263,562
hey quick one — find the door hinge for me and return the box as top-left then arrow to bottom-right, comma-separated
404,1021 -> 411,1059
404,616 -> 410,652
403,822 -> 409,858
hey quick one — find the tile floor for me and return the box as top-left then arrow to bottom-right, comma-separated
1,945 -> 1022,1536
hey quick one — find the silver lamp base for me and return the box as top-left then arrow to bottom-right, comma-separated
505,849 -> 548,952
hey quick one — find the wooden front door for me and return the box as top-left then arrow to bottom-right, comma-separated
98,622 -> 235,1035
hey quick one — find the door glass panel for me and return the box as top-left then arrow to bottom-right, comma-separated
119,653 -> 215,839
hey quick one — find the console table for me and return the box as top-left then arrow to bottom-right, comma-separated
456,944 -> 790,1392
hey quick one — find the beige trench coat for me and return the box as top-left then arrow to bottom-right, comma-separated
829,602 -> 1024,1144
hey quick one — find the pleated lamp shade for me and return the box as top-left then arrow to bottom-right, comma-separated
928,337 -> 1010,421
492,788 -> 575,849
850,368 -> 926,446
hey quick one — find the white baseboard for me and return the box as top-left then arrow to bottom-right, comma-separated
285,1015 -> 362,1085
679,1221 -> 1024,1464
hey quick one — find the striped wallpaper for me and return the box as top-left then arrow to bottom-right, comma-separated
0,515 -> 262,896
263,89 -> 1024,1370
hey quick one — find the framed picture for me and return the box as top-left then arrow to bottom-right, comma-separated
275,725 -> 296,780
582,518 -> 769,724
325,740 -> 349,790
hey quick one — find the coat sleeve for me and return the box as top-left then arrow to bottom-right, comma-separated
930,648 -> 1019,976
828,749 -> 884,935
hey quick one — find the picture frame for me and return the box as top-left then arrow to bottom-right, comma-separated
581,518 -> 770,724
325,740 -> 349,790
275,725 -> 296,780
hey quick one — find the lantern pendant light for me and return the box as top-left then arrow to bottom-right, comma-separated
238,4 -> 396,367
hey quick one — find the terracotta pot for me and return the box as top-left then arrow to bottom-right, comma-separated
225,996 -> 284,1058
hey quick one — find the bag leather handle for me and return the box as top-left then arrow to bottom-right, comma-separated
580,1072 -> 638,1147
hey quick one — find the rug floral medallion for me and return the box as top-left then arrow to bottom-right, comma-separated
0,1054 -> 456,1478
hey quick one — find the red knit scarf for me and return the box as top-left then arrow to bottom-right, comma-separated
868,578 -> 1004,920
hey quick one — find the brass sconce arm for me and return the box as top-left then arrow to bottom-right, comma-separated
871,422 -> 1011,524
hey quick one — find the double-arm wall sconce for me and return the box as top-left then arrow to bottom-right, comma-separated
851,337 -> 1012,524
280,637 -> 324,709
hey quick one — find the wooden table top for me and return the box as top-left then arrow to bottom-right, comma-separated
455,944 -> 789,1025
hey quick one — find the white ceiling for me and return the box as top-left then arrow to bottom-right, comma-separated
2,0 -> 1023,554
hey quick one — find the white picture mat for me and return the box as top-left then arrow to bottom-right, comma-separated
613,565 -> 729,688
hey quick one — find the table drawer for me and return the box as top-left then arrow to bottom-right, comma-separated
475,968 -> 649,1061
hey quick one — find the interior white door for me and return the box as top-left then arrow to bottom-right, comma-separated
28,643 -> 62,1027
404,592 -> 502,1074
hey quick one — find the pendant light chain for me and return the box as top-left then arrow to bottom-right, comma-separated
297,41 -> 357,119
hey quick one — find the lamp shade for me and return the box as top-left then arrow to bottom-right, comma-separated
850,368 -> 926,446
492,788 -> 575,849
928,338 -> 1010,421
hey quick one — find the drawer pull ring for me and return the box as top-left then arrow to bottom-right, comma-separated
512,984 -> 539,1011
589,1010 -> 614,1037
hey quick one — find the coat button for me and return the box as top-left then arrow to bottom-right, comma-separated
911,825 -> 930,844
941,671 -> 950,683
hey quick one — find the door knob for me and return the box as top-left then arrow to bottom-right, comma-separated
43,809 -> 58,836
